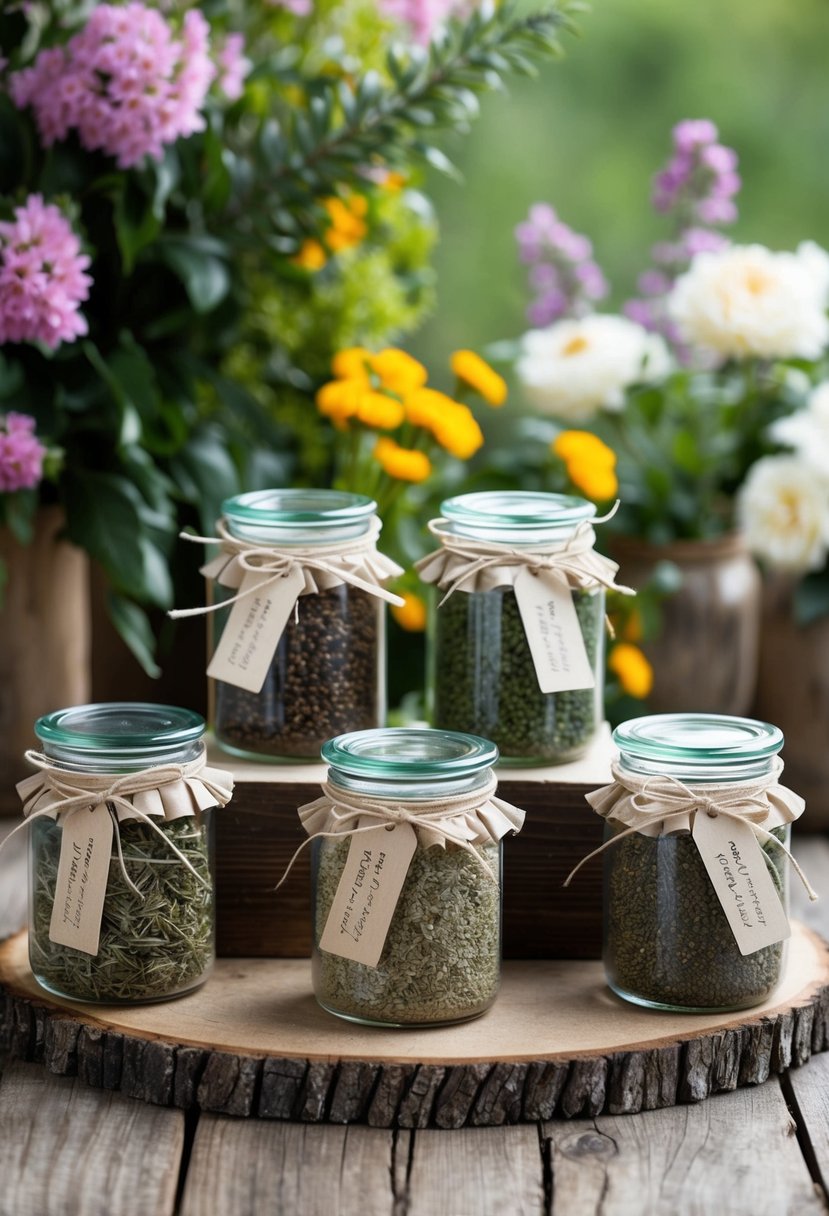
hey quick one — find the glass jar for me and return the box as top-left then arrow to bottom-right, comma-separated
311,728 -> 507,1027
604,713 -> 791,1013
427,491 -> 606,764
212,489 -> 389,761
28,702 -> 217,1004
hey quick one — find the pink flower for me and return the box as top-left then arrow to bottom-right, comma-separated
10,4 -> 216,169
0,412 -> 46,492
0,194 -> 92,350
216,33 -> 251,101
380,0 -> 467,44
264,0 -> 313,12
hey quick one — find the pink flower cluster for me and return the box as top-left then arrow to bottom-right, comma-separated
0,195 -> 91,350
216,33 -> 251,102
624,119 -> 740,348
0,413 -> 46,493
380,0 -> 467,45
10,4 -> 216,169
515,203 -> 608,326
652,119 -> 741,226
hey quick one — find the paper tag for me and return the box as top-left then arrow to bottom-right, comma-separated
692,813 -> 790,956
513,567 -> 595,694
206,565 -> 306,693
318,822 -> 418,968
49,803 -> 114,957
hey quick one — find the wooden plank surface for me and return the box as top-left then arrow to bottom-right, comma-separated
405,1125 -> 545,1216
180,1118 -> 398,1216
0,1060 -> 185,1216
544,1082 -> 826,1216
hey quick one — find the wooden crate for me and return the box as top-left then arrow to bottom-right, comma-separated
212,728 -> 611,960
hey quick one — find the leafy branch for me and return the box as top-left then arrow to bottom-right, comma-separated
254,2 -> 579,234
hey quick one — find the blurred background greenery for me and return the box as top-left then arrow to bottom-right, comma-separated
412,0 -> 829,369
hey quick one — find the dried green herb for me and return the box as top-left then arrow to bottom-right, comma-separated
604,828 -> 787,1011
433,586 -> 602,763
30,815 -> 213,1004
313,838 -> 501,1026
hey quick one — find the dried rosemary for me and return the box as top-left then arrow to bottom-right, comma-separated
313,837 -> 501,1026
30,814 -> 214,1004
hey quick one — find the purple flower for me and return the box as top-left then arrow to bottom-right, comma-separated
10,4 -> 216,169
0,412 -> 46,493
673,118 -> 718,153
0,194 -> 92,350
516,202 -> 608,323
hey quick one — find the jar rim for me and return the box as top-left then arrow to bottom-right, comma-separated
321,728 -> 498,781
613,712 -> 783,777
222,488 -> 377,527
439,491 -> 596,542
35,702 -> 205,754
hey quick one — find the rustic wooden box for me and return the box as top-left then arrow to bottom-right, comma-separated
212,727 -> 611,960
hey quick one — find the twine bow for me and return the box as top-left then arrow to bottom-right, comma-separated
564,759 -> 817,900
415,503 -> 634,608
169,516 -> 405,620
276,773 -> 525,889
12,752 -> 234,899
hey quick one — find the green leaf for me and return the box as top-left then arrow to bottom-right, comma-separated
108,594 -> 162,679
114,180 -> 162,275
168,430 -> 241,532
157,238 -> 231,313
794,572 -> 829,626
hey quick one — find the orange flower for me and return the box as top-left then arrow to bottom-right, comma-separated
552,430 -> 618,501
451,349 -> 508,406
404,387 -> 456,431
371,348 -> 428,396
356,391 -> 405,430
332,347 -> 372,379
323,194 -> 368,252
391,591 -> 427,631
315,378 -> 366,427
291,239 -> 327,271
374,437 -> 432,482
432,402 -> 484,460
608,643 -> 653,699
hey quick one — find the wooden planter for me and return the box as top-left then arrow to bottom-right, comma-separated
0,508 -> 90,811
613,533 -> 761,716
754,576 -> 829,826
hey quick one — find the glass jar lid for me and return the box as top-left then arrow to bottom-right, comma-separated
322,728 -> 498,798
35,702 -> 206,772
613,713 -> 784,783
440,490 -> 596,545
223,489 -> 377,544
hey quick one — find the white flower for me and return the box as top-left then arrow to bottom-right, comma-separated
515,314 -> 671,422
772,382 -> 829,481
738,454 -> 829,573
668,243 -> 829,360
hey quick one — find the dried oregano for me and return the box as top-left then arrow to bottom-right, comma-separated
313,837 -> 501,1025
30,815 -> 213,1003
605,827 -> 787,1010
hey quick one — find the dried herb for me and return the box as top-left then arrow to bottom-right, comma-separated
314,838 -> 501,1025
215,585 -> 381,760
604,828 -> 787,1011
30,815 -> 213,1004
433,586 -> 602,763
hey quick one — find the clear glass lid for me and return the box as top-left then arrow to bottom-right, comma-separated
222,489 -> 377,544
439,490 -> 596,544
613,713 -> 784,782
35,702 -> 206,771
322,728 -> 498,798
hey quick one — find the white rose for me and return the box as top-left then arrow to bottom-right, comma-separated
738,454 -> 829,573
516,314 -> 671,422
772,381 -> 829,481
668,243 -> 829,360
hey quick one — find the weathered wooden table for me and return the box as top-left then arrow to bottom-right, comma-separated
2,822 -> 829,1216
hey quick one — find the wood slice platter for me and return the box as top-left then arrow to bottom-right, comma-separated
2,924 -> 829,1127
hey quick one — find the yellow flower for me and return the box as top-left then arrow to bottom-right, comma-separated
404,387 -> 456,431
432,402 -> 485,460
380,170 -> 407,193
323,194 -> 368,252
451,349 -> 508,407
552,430 -> 618,501
316,378 -> 366,426
332,347 -> 372,379
371,348 -> 428,395
391,591 -> 427,631
374,437 -> 432,482
608,643 -> 654,700
291,239 -> 327,271
356,391 -> 405,430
